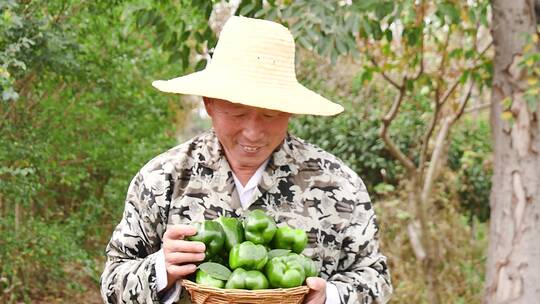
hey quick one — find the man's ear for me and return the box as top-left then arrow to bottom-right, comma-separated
202,96 -> 213,116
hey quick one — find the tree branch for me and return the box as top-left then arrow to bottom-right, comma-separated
454,78 -> 475,122
417,29 -> 450,178
435,28 -> 452,103
438,78 -> 460,106
418,101 -> 440,179
369,56 -> 402,89
420,116 -> 452,204
411,0 -> 426,81
464,102 -> 490,114
408,222 -> 427,261
421,78 -> 475,205
379,84 -> 417,173
477,39 -> 494,58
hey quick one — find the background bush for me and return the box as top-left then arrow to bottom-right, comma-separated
1,1 -> 189,301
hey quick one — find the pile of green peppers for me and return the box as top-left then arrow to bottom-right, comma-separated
186,209 -> 319,290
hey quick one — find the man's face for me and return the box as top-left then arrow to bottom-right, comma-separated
204,98 -> 291,171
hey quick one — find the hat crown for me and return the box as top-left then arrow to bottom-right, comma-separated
207,16 -> 297,86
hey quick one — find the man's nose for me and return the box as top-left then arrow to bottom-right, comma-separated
242,113 -> 265,141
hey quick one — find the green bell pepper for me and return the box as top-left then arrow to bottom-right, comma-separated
215,216 -> 244,251
224,268 -> 269,290
287,253 -> 318,278
187,220 -> 225,259
243,209 -> 277,245
265,255 -> 306,288
195,269 -> 225,288
229,241 -> 268,271
272,225 -> 308,254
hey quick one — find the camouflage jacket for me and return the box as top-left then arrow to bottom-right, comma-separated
100,130 -> 392,304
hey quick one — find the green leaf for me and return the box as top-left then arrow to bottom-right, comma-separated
198,262 -> 231,281
359,68 -> 373,84
319,37 -> 333,56
194,58 -> 207,71
479,4 -> 489,27
438,3 -> 460,24
374,2 -> 394,19
360,17 -> 372,36
298,35 -> 312,50
306,28 -> 320,43
384,29 -> 393,42
330,42 -> 338,64
181,46 -> 190,70
336,38 -> 347,55
164,32 -> 178,51
319,1 -> 335,12
403,26 -> 421,46
459,70 -> 470,85
374,183 -> 395,195
180,30 -> 191,42
268,249 -> 291,260
448,48 -> 463,59
239,3 -> 255,16
525,95 -> 538,113
501,97 -> 512,109
405,78 -> 414,92
464,49 -> 476,60
136,9 -> 157,29
168,50 -> 182,64
154,24 -> 168,46
194,31 -> 204,43
202,26 -> 213,40
381,43 -> 391,56
354,0 -> 377,11
345,14 -> 358,33
370,20 -> 383,40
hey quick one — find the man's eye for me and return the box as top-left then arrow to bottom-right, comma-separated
231,112 -> 246,117
263,113 -> 278,118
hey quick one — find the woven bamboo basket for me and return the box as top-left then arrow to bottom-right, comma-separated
181,279 -> 310,304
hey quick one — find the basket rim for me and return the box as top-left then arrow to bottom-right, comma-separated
181,279 -> 310,296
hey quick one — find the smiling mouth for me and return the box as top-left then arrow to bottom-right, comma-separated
240,145 -> 263,153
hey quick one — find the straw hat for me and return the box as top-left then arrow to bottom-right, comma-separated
152,16 -> 343,116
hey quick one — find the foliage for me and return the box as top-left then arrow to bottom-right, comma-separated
292,48 -> 493,214
289,86 -> 424,195
124,0 -> 218,72
448,118 -> 492,222
0,0 -> 209,301
0,217 -> 90,301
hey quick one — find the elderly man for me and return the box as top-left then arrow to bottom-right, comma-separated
101,16 -> 392,304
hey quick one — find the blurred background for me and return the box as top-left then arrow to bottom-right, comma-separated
2,0 -> 537,303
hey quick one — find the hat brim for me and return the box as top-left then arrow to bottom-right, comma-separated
152,70 -> 344,116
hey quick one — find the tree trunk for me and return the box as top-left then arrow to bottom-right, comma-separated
407,174 -> 441,304
485,1 -> 540,303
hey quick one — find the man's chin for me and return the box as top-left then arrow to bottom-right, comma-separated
235,156 -> 269,168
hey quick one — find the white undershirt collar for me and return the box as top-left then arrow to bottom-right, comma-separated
232,159 -> 269,209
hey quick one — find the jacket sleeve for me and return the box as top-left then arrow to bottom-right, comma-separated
328,199 -> 393,304
100,172 -> 167,304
